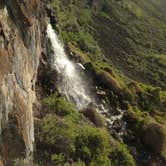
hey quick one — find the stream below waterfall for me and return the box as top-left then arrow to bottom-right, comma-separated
46,23 -> 126,136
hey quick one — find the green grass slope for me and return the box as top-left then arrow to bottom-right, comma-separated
50,0 -> 166,89
37,0 -> 166,165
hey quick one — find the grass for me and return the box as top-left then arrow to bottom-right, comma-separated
35,94 -> 136,165
50,0 -> 166,89
48,0 -> 166,131
37,0 -> 166,164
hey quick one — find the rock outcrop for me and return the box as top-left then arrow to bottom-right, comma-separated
0,0 -> 46,164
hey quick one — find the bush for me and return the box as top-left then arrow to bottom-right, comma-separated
81,108 -> 105,127
38,115 -> 75,155
74,127 -> 111,165
43,96 -> 77,116
142,119 -> 166,156
36,114 -> 113,165
51,153 -> 66,165
110,143 -> 136,166
95,69 -> 122,93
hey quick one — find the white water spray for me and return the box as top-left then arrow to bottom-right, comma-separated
47,23 -> 93,109
46,24 -> 126,136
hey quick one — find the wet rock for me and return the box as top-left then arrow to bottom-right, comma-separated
110,108 -> 122,116
39,70 -> 58,95
46,7 -> 57,26
96,89 -> 107,96
36,51 -> 58,96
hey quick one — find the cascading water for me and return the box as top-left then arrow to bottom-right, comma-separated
46,23 -> 93,109
46,23 -> 126,136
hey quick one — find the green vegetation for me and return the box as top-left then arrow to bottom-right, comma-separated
48,0 -> 166,122
110,143 -> 136,166
43,94 -> 77,116
36,0 -> 166,165
81,108 -> 105,127
35,95 -> 136,165
50,0 -> 166,89
142,118 -> 166,157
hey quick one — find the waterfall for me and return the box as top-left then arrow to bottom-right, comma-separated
46,24 -> 93,109
46,24 -> 126,136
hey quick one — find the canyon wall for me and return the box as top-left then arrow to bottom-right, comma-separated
0,0 -> 45,164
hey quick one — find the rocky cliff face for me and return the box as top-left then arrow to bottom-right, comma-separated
0,0 -> 46,164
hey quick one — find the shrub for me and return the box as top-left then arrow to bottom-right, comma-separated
51,154 -> 86,166
81,108 -> 105,127
95,69 -> 122,94
36,113 -> 113,165
43,96 -> 77,116
110,143 -> 136,166
150,87 -> 161,104
142,119 -> 166,157
74,127 -> 111,165
51,153 -> 66,165
38,115 -> 75,155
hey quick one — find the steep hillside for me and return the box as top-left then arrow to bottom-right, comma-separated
0,0 -> 165,165
36,0 -> 166,165
50,0 -> 166,89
